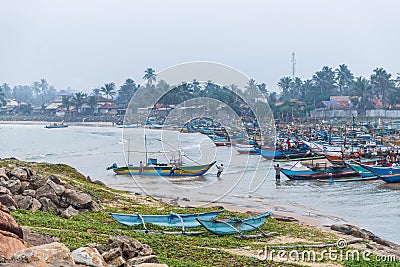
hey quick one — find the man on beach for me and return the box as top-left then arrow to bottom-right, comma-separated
274,164 -> 282,181
216,164 -> 223,178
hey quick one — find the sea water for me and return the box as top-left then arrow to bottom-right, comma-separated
0,124 -> 398,243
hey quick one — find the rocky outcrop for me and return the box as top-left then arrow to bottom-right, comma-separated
12,242 -> 74,265
0,230 -> 29,260
0,166 -> 99,216
0,203 -> 23,238
72,247 -> 107,267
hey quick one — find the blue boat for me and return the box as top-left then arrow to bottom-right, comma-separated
378,173 -> 400,183
45,123 -> 68,129
109,209 -> 223,228
280,166 -> 356,180
359,164 -> 400,176
256,147 -> 309,160
196,212 -> 271,235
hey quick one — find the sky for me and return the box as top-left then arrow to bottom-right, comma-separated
1,0 -> 400,92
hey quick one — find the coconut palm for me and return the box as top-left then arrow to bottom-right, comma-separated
278,77 -> 292,97
72,92 -> 87,113
86,95 -> 98,115
143,68 -> 157,86
101,83 -> 116,100
117,78 -> 138,105
62,95 -> 72,116
312,66 -> 336,96
335,64 -> 354,94
0,86 -> 5,106
351,77 -> 374,116
370,68 -> 393,108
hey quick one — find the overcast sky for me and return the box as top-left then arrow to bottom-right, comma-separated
1,0 -> 399,92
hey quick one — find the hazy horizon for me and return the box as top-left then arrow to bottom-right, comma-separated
1,0 -> 400,92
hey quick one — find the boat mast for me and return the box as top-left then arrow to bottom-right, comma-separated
145,134 -> 148,164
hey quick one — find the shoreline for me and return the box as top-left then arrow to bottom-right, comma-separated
0,120 -> 114,127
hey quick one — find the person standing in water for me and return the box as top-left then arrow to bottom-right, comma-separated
274,164 -> 282,181
216,164 -> 224,178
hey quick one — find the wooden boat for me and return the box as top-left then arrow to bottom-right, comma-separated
117,123 -> 140,128
109,209 -> 223,228
45,123 -> 68,129
256,147 -> 309,160
358,164 -> 400,176
377,173 -> 400,183
317,176 -> 378,183
273,155 -> 325,162
196,212 -> 271,235
280,166 -> 357,180
108,160 -> 216,176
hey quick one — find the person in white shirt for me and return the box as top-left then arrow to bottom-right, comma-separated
216,164 -> 224,178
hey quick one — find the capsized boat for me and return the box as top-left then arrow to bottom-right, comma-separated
196,212 -> 271,235
108,159 -> 216,177
110,209 -> 224,228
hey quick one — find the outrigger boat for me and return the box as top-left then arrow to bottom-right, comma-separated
357,163 -> 400,183
280,163 -> 357,180
196,212 -> 273,238
45,123 -> 68,129
108,159 -> 216,176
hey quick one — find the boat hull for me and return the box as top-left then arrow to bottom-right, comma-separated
110,210 -> 223,228
281,167 -> 356,180
379,174 -> 400,183
196,212 -> 271,235
360,164 -> 400,176
112,161 -> 216,176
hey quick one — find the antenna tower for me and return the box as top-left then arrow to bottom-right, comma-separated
291,51 -> 296,79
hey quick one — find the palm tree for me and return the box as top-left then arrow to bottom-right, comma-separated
101,83 -> 116,100
289,77 -> 303,99
86,95 -> 98,115
0,85 -> 5,106
351,77 -> 374,116
143,68 -> 157,86
277,77 -> 292,97
72,92 -> 87,113
335,64 -> 354,94
92,88 -> 101,96
370,68 -> 392,108
61,95 -> 72,117
40,79 -> 49,97
257,83 -> 267,94
117,78 -> 138,105
312,66 -> 337,96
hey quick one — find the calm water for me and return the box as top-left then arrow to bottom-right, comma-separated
0,124 -> 398,243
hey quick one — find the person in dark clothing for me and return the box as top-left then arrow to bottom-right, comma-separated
274,164 -> 282,181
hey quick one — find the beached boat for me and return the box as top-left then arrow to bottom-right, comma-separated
358,164 -> 400,176
110,209 -> 224,228
377,173 -> 400,183
280,166 -> 356,180
196,212 -> 271,235
117,123 -> 140,128
273,155 -> 325,162
45,123 -> 68,129
256,147 -> 309,160
108,159 -> 216,176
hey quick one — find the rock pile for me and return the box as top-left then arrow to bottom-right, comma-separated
0,166 -> 99,217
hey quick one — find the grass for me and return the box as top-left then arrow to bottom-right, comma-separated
2,159 -> 399,267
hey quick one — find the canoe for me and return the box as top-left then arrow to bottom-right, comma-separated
378,173 -> 400,183
359,164 -> 400,176
280,167 -> 356,180
117,124 -> 140,128
317,176 -> 378,183
45,124 -> 68,129
109,161 -> 216,176
196,212 -> 271,235
110,209 -> 224,228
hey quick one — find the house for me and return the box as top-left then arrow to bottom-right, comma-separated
0,99 -> 19,114
97,104 -> 119,115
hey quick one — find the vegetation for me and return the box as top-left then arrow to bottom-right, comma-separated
1,159 -> 398,267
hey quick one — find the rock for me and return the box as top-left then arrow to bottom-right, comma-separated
0,185 -> 11,195
48,175 -> 62,185
2,179 -> 21,194
127,255 -> 159,265
22,189 -> 36,198
22,167 -> 35,177
102,247 -> 123,262
0,168 -> 8,181
330,224 -> 369,239
30,198 -> 42,211
61,205 -> 80,219
46,179 -> 65,196
87,243 -> 106,254
10,168 -> 28,181
0,207 -> 23,238
38,197 -> 59,215
36,183 -> 60,206
0,203 -> 9,214
29,175 -> 48,190
0,194 -> 18,210
21,227 -> 60,246
0,230 -> 29,260
13,195 -> 33,210
60,189 -> 93,209
108,255 -> 126,267
71,247 -> 106,267
90,200 -> 100,211
139,244 -> 154,256
12,242 -> 74,264
19,181 -> 31,193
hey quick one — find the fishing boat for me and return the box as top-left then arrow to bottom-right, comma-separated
273,155 -> 325,162
280,165 -> 357,180
256,147 -> 310,160
317,176 -> 379,183
196,212 -> 271,235
358,164 -> 400,176
108,159 -> 216,176
117,123 -> 140,128
377,173 -> 400,183
109,209 -> 224,228
44,123 -> 68,129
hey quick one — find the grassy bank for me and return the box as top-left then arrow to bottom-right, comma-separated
2,159 -> 399,267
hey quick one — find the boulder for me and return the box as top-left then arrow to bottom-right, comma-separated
10,168 -> 28,181
22,227 -> 60,246
19,181 -> 31,193
29,175 -> 48,190
0,168 -> 8,181
108,255 -> 126,266
0,186 -> 10,195
139,244 -> 154,256
22,167 -> 35,177
2,179 -> 21,194
12,242 -> 74,264
331,224 -> 369,239
71,247 -> 106,267
0,203 -> 9,214
60,189 -> 92,209
13,195 -> 33,210
0,230 -> 29,260
102,247 -> 123,262
127,255 -> 159,265
61,205 -> 80,219
22,189 -> 36,198
0,206 -> 23,238
36,183 -> 60,206
46,179 -> 65,196
31,198 -> 42,211
0,194 -> 18,210
38,197 -> 59,215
